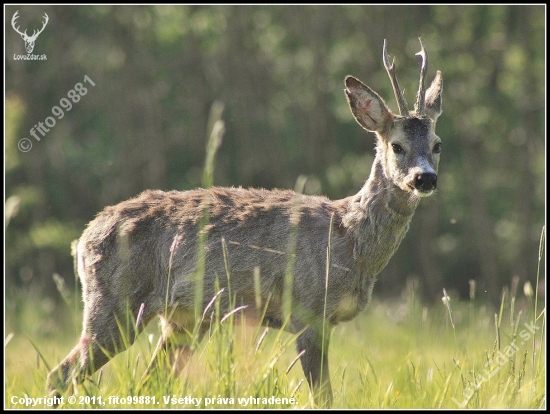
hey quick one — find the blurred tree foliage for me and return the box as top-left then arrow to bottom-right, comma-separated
5,5 -> 545,308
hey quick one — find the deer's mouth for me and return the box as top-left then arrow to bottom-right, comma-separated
415,189 -> 434,198
411,184 -> 435,198
405,182 -> 434,197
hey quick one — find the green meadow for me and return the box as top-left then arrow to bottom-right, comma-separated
5,271 -> 545,409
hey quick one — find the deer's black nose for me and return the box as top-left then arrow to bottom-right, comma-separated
415,172 -> 437,191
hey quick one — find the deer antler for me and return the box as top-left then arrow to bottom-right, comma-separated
383,39 -> 409,117
11,10 -> 26,37
11,11 -> 49,41
414,37 -> 428,116
30,13 -> 49,41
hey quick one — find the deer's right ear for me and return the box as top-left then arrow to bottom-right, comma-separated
345,76 -> 394,133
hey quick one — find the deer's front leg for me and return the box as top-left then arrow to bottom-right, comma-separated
296,325 -> 333,407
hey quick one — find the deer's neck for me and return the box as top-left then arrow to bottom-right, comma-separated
342,155 -> 419,277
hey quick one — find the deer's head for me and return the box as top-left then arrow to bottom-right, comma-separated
12,10 -> 49,54
345,38 -> 443,199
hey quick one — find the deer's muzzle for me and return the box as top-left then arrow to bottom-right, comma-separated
414,172 -> 437,193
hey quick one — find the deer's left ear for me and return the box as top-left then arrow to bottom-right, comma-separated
425,71 -> 443,123
345,76 -> 395,133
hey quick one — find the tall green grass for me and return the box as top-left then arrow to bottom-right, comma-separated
5,268 -> 545,408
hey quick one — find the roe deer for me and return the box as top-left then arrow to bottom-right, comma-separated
46,38 -> 443,407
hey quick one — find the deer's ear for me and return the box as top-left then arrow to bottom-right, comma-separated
425,71 -> 443,123
345,76 -> 395,133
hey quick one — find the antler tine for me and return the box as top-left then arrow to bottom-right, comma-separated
383,39 -> 409,116
11,10 -> 19,26
31,13 -> 49,38
414,37 -> 428,116
11,10 -> 27,36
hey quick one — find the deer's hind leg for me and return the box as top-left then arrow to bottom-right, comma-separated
46,293 -> 155,399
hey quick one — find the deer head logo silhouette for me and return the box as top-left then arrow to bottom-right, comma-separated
11,10 -> 49,54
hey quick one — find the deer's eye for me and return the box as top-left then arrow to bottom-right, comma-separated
391,143 -> 404,154
433,142 -> 442,153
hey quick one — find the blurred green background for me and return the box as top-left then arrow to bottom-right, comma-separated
5,5 -> 545,316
